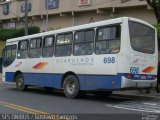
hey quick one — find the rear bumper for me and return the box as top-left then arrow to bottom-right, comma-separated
121,76 -> 157,88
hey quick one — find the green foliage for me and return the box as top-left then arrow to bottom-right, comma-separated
154,24 -> 160,48
154,24 -> 160,38
0,26 -> 40,41
28,26 -> 40,35
0,41 -> 5,57
146,0 -> 160,23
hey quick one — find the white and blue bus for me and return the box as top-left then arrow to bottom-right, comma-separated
2,17 -> 158,98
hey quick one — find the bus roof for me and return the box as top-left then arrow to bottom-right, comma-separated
6,17 -> 154,43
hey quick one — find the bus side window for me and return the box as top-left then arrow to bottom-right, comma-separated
74,29 -> 94,56
55,33 -> 72,57
28,38 -> 42,58
42,36 -> 54,57
108,26 -> 120,53
17,40 -> 28,59
95,25 -> 120,54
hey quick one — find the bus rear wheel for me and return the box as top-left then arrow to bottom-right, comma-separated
63,75 -> 80,99
15,74 -> 27,91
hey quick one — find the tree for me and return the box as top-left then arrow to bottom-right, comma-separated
146,0 -> 160,23
0,26 -> 40,41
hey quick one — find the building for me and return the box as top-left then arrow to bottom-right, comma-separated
0,0 -> 157,32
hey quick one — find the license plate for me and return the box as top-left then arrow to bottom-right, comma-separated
141,75 -> 146,79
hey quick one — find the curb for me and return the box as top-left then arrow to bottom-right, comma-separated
113,93 -> 160,100
113,90 -> 160,100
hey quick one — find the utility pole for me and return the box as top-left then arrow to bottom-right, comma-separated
45,0 -> 48,32
24,0 -> 28,35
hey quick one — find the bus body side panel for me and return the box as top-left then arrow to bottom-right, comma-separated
5,72 -> 122,90
82,54 -> 120,90
53,55 -> 120,90
23,73 -> 62,88
5,72 -> 15,82
78,74 -> 121,90
22,57 -> 59,87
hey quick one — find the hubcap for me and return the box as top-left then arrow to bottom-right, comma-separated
17,77 -> 23,87
66,80 -> 76,94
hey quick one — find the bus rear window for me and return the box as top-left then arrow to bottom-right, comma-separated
129,21 -> 155,54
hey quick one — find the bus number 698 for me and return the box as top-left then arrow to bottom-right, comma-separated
104,57 -> 115,64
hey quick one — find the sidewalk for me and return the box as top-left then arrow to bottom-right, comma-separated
114,88 -> 160,99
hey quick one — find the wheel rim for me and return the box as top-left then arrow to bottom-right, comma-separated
17,77 -> 23,87
66,80 -> 76,94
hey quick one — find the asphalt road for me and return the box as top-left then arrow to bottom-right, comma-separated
0,82 -> 160,120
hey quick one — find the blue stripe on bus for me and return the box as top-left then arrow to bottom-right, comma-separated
5,72 -> 122,90
5,72 -> 156,90
78,74 -> 121,90
6,72 -> 15,82
23,73 -> 62,89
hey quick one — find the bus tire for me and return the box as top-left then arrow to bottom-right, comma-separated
63,75 -> 80,99
15,74 -> 27,91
